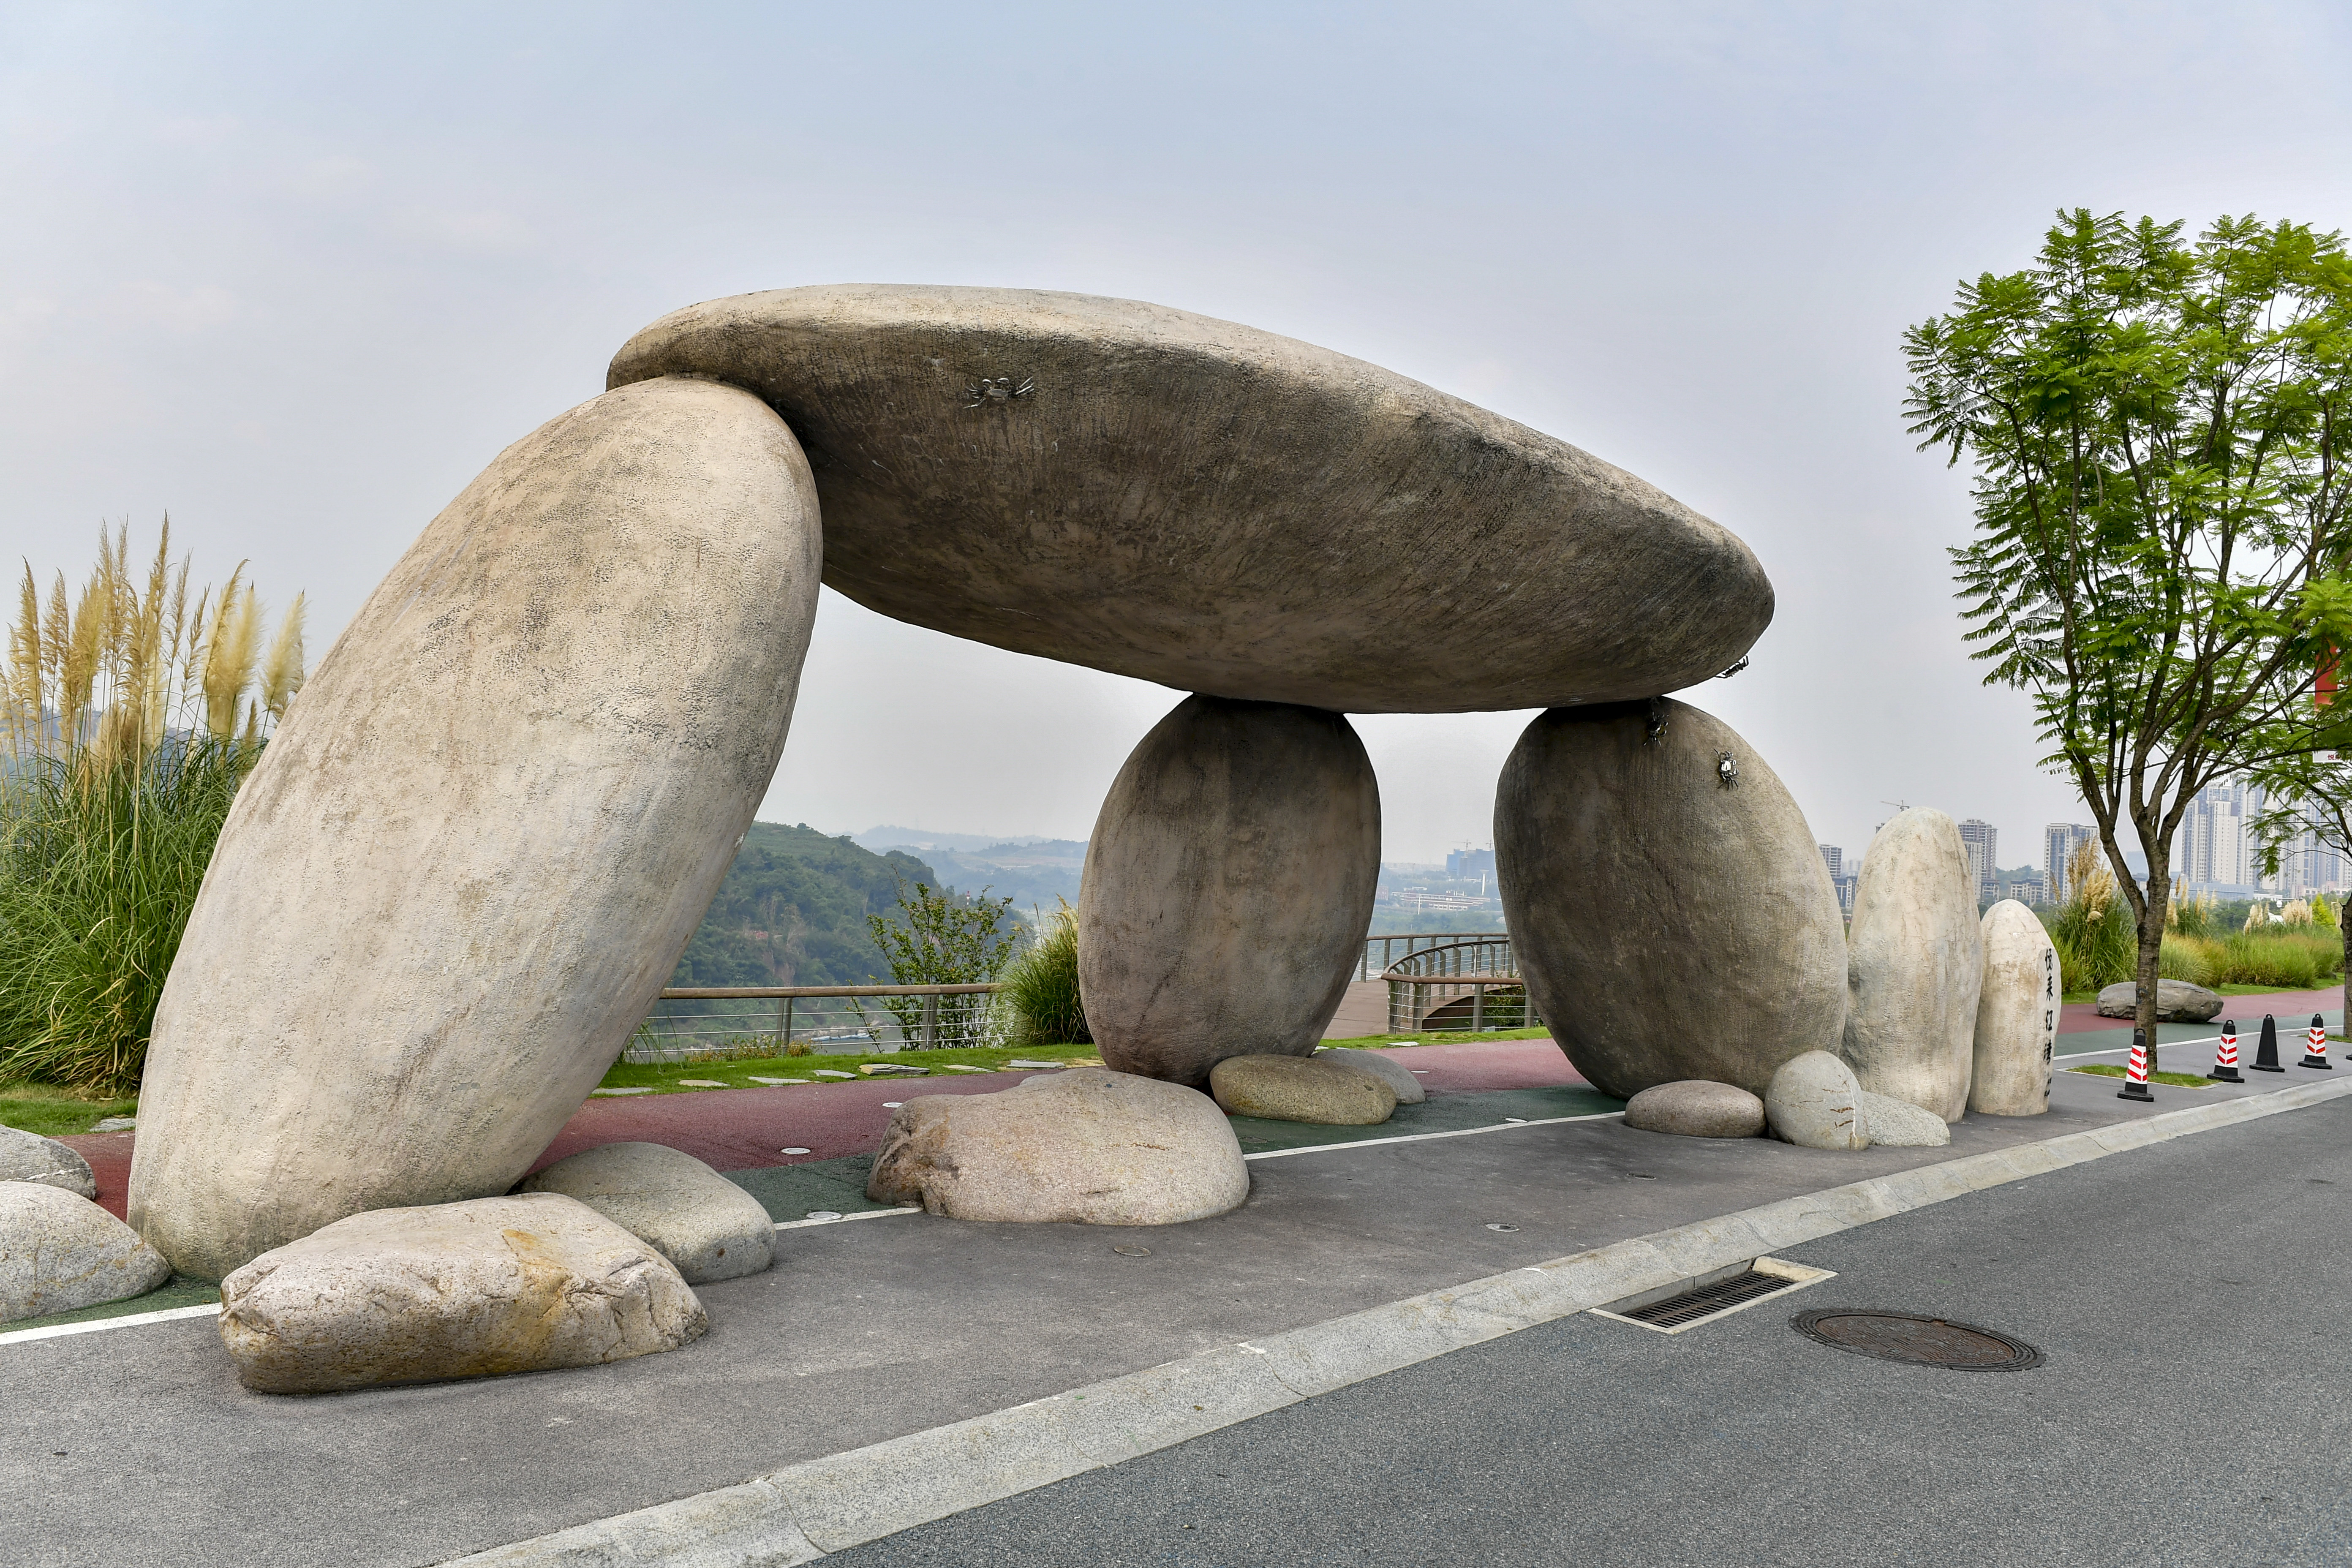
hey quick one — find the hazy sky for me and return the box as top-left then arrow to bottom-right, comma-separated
6,2 -> 2350,866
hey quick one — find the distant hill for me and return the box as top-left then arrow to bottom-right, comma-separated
855,825 -> 1065,854
851,826 -> 1089,915
668,822 -> 947,988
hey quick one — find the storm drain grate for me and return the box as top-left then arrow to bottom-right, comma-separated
1590,1257 -> 1835,1335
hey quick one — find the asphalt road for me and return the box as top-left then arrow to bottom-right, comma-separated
833,1093 -> 2352,1568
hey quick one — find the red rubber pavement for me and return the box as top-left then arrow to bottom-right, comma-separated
2058,985 -> 2348,1035
59,1039 -> 1591,1223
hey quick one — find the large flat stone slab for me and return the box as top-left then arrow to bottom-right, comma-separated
129,376 -> 824,1281
607,285 -> 1772,713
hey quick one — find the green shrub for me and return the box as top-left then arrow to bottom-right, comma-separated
2159,935 -> 2219,988
997,900 -> 1090,1045
2158,930 -> 2341,990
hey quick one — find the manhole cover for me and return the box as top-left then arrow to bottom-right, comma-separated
1790,1309 -> 2042,1369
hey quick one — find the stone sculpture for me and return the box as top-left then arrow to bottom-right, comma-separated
1841,808 -> 1984,1122
131,378 -> 823,1279
2094,979 -> 2223,1023
866,1070 -> 1248,1225
1081,697 -> 1379,1086
1623,1081 -> 1766,1138
1854,1090 -> 1952,1147
216,1193 -> 706,1394
1315,1046 -> 1427,1104
520,1143 -> 776,1284
1973,900 -> 2059,1116
1209,1054 -> 1398,1125
1495,698 -> 1846,1099
1,1184 -> 173,1322
128,284 -> 1785,1269
0,1125 -> 98,1199
1763,1051 -> 1867,1151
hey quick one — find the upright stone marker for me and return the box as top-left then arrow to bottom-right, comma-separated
1841,808 -> 1984,1122
1971,899 -> 2058,1116
1080,697 -> 1379,1088
1495,698 -> 1847,1099
131,378 -> 824,1280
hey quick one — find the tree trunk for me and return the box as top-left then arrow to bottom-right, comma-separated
2136,874 -> 2170,1074
2342,907 -> 2349,1049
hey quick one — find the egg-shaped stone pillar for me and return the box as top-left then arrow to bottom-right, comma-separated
1495,698 -> 1847,1100
1969,899 -> 2058,1115
1842,808 -> 1985,1121
130,377 -> 822,1280
1079,697 -> 1380,1088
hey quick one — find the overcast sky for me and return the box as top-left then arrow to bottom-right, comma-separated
6,2 -> 2350,866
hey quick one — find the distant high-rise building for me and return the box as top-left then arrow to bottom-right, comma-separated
1833,874 -> 1858,918
1818,844 -> 1843,880
1446,847 -> 1496,881
2045,822 -> 2098,902
1958,819 -> 1998,903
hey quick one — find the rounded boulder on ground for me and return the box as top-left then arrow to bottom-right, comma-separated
1,1183 -> 173,1323
1209,1055 -> 1397,1126
866,1069 -> 1248,1225
128,377 -> 824,1282
1081,696 -> 1379,1088
1854,1090 -> 1952,1148
0,1124 -> 98,1200
519,1142 -> 774,1284
2094,979 -> 2224,1024
1973,900 -> 2058,1116
1495,698 -> 1848,1100
1842,808 -> 1984,1122
1315,1047 -> 1427,1104
608,284 -> 1772,713
1764,1051 -> 1867,1151
1623,1081 -> 1765,1139
216,1192 -> 706,1394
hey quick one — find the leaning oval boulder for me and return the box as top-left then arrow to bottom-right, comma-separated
608,285 -> 1772,713
1841,808 -> 1984,1122
1495,699 -> 1847,1099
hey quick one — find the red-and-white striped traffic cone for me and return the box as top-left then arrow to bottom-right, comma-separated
2301,1013 -> 2334,1070
2209,1019 -> 2243,1083
2118,1028 -> 2155,1101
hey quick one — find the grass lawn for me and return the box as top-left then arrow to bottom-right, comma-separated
596,1040 -> 1106,1094
2067,1063 -> 2219,1089
1322,1028 -> 1552,1049
0,1088 -> 139,1137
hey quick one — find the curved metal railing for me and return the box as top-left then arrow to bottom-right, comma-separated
1379,939 -> 1534,1034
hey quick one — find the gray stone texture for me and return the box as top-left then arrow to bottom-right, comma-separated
1763,1051 -> 1867,1151
1,1182 -> 172,1322
1493,698 -> 1847,1100
1209,1056 -> 1398,1126
1080,697 -> 1378,1088
1974,900 -> 2059,1116
1622,1080 -> 1766,1139
519,1142 -> 775,1285
216,1192 -> 706,1394
865,1070 -> 1248,1225
1316,1046 -> 1428,1104
1841,808 -> 1984,1122
130,376 -> 824,1281
1854,1090 -> 1953,1147
606,285 -> 1772,713
2095,979 -> 2224,1023
0,1124 -> 98,1199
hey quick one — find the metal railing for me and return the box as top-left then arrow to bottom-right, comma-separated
1356,932 -> 1512,982
626,983 -> 1006,1064
1380,938 -> 1535,1034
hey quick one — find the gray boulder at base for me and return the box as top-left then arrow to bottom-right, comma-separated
0,1124 -> 98,1199
1315,1046 -> 1427,1104
1841,808 -> 1984,1122
1855,1090 -> 1952,1147
607,285 -> 1772,713
1764,1052 -> 1867,1151
1,1183 -> 173,1323
866,1070 -> 1247,1225
1209,1055 -> 1397,1125
1623,1081 -> 1765,1139
1081,697 -> 1378,1087
1494,699 -> 1847,1099
129,378 -> 823,1282
216,1192 -> 706,1394
2095,979 -> 2224,1023
519,1142 -> 774,1284
1974,901 -> 2059,1116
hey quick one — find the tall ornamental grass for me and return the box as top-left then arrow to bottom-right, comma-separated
2046,841 -> 2136,992
996,899 -> 1090,1046
0,522 -> 303,1094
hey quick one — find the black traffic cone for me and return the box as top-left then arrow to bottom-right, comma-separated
2300,1013 -> 2334,1070
2251,1013 -> 2286,1073
2117,1028 -> 2155,1101
2209,1019 -> 2243,1082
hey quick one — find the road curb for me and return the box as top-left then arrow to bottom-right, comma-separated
441,1075 -> 2352,1566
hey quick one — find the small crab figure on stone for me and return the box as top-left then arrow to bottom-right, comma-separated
964,375 -> 1034,408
